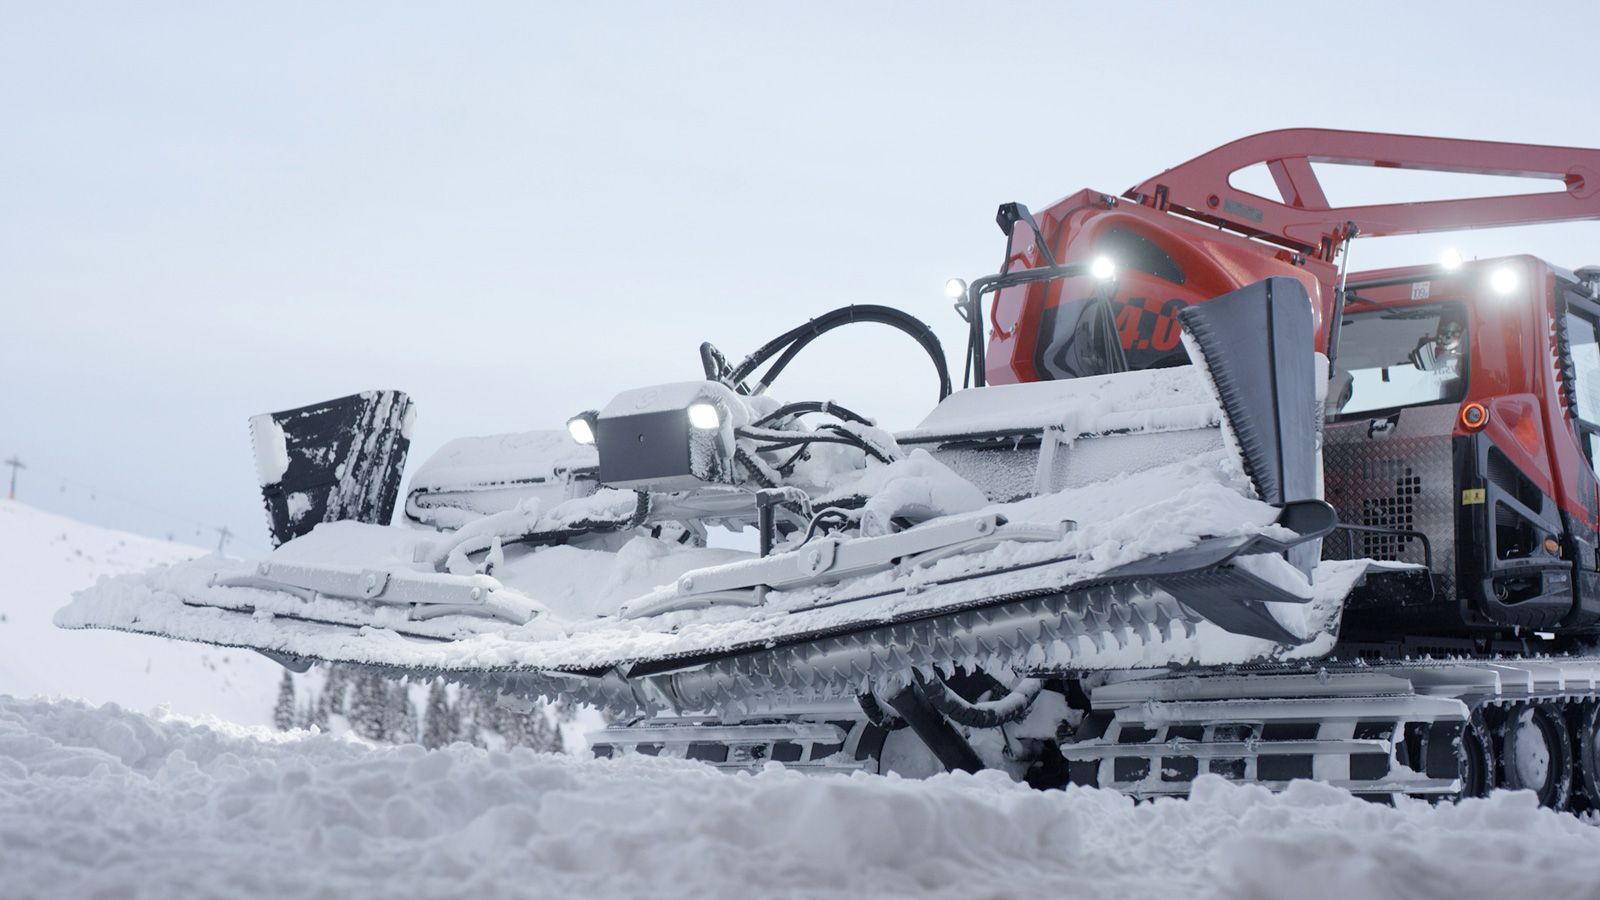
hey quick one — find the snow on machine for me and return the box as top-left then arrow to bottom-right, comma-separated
60,130 -> 1600,807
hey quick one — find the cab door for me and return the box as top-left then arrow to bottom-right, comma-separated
1553,286 -> 1600,625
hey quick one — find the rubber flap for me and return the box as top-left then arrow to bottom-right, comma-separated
251,390 -> 413,547
1176,277 -> 1317,507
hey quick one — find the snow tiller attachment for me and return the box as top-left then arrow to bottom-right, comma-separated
64,129 -> 1600,805
61,278 -> 1357,750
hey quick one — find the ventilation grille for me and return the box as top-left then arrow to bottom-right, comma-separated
1359,466 -> 1421,561
1322,405 -> 1455,587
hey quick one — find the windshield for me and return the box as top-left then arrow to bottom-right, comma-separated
1329,301 -> 1469,418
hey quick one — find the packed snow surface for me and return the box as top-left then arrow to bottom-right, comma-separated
897,364 -> 1221,442
3,695 -> 1599,900
0,502 -> 278,725
407,429 -> 596,493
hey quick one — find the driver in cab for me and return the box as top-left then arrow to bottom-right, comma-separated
1410,316 -> 1465,372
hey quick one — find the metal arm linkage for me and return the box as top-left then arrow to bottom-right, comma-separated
1124,128 -> 1600,261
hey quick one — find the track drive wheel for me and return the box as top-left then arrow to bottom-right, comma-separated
1457,707 -> 1495,799
1496,703 -> 1573,810
1575,703 -> 1600,809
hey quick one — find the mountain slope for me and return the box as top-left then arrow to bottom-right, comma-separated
0,500 -> 278,725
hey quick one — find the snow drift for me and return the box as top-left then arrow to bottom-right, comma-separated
0,501 -> 278,725
2,695 -> 1599,900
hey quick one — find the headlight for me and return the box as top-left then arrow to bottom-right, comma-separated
944,277 -> 968,301
1490,266 -> 1518,296
1090,256 -> 1116,281
687,402 -> 721,430
566,411 -> 598,445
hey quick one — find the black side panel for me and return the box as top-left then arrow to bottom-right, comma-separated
1455,433 -> 1573,630
252,391 -> 413,547
597,410 -> 692,488
1562,512 -> 1600,630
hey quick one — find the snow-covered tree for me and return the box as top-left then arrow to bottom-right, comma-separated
458,688 -> 565,753
520,703 -> 556,752
456,687 -> 487,749
319,665 -> 349,719
348,672 -> 389,742
273,670 -> 296,731
496,698 -> 529,748
310,688 -> 330,731
422,679 -> 456,749
392,680 -> 419,744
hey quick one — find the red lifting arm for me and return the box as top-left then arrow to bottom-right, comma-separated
1124,128 -> 1600,261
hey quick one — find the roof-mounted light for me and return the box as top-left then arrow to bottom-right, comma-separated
1490,266 -> 1519,296
1090,256 -> 1117,281
1440,248 -> 1464,271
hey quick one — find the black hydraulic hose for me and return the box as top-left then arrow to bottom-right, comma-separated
1091,294 -> 1129,376
751,400 -> 873,429
917,671 -> 1043,729
728,305 -> 953,402
773,444 -> 811,475
737,429 -> 894,465
961,261 -> 1095,388
857,692 -> 906,730
492,491 -> 651,553
732,446 -> 807,520
699,342 -> 734,384
815,423 -> 895,463
795,507 -> 855,546
884,680 -> 984,773
737,430 -> 859,450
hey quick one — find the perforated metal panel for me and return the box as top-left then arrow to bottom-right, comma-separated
1322,405 -> 1458,597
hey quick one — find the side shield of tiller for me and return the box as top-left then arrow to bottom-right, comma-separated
250,390 -> 413,547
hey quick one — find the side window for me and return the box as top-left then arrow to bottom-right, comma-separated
1564,299 -> 1600,475
1565,306 -> 1600,421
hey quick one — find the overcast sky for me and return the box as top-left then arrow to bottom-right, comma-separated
5,2 -> 1600,553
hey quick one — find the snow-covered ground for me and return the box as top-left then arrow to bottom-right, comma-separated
13,499 -> 1600,898
0,501 -> 280,725
3,695 -> 1600,900
0,499 -> 593,748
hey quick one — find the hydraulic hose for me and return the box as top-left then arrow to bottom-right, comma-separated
728,305 -> 952,402
885,680 -> 984,773
917,671 -> 1043,729
751,400 -> 873,429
